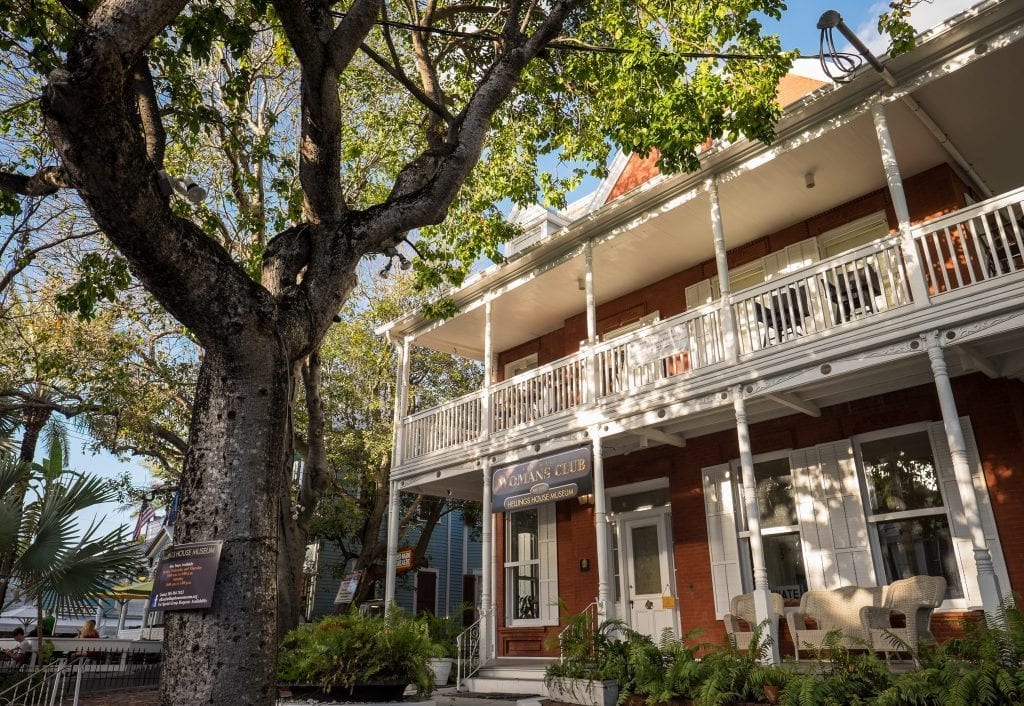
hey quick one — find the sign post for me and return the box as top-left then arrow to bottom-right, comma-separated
150,540 -> 223,611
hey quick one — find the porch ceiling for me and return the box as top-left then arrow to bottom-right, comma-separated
407,17 -> 1024,362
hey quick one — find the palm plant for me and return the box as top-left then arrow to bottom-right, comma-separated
0,437 -> 144,654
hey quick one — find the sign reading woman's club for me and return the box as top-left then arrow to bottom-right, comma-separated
492,446 -> 592,511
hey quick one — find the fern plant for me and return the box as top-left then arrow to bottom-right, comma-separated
777,629 -> 891,706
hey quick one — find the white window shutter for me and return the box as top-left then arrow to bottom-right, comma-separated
702,463 -> 743,619
538,504 -> 560,624
928,419 -> 1010,608
791,442 -> 874,590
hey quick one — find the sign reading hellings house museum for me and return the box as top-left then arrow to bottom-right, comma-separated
150,540 -> 223,611
492,446 -> 592,511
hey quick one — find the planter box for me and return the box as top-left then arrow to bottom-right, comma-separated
546,677 -> 618,706
429,657 -> 454,686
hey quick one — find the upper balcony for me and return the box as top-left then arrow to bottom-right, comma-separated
397,185 -> 1024,470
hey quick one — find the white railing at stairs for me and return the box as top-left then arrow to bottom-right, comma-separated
455,616 -> 483,690
558,601 -> 599,661
0,659 -> 83,706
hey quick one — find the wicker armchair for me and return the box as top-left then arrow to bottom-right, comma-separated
861,575 -> 947,663
786,585 -> 883,660
723,592 -> 784,651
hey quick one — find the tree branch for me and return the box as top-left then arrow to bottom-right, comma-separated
131,55 -> 165,168
0,166 -> 72,196
358,43 -> 454,124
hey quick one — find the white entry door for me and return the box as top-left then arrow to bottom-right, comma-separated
622,514 -> 678,641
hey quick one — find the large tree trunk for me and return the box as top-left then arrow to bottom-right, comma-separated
159,343 -> 291,705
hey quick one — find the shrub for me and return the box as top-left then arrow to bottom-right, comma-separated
277,610 -> 443,697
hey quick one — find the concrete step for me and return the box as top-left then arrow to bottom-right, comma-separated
462,659 -> 551,697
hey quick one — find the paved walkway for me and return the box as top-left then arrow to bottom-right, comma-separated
75,688 -> 541,705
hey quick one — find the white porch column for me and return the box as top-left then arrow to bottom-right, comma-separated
584,240 -> 598,405
707,177 -> 738,365
383,480 -> 402,614
384,337 -> 412,615
872,102 -> 930,308
733,388 -> 779,663
924,332 -> 1002,616
591,429 -> 613,620
480,462 -> 493,663
482,298 -> 493,439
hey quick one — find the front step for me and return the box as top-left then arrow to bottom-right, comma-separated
461,658 -> 552,697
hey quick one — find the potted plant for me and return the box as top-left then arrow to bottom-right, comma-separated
423,611 -> 461,687
544,616 -> 627,706
277,610 -> 442,702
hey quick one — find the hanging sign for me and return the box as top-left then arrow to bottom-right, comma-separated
492,446 -> 592,512
150,540 -> 223,611
627,322 -> 690,366
396,547 -> 415,574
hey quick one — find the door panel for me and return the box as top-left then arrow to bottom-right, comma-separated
623,515 -> 678,641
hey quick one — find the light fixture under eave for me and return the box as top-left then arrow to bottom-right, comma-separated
805,171 -> 816,189
578,493 -> 595,506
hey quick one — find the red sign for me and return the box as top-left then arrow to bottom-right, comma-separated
396,547 -> 414,573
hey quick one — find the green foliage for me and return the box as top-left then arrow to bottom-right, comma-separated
778,630 -> 891,706
423,610 -> 463,658
0,440 -> 144,616
878,1 -> 921,56
54,252 -> 132,321
277,610 -> 443,697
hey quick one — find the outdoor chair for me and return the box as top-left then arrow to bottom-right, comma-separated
723,592 -> 784,652
786,585 -> 882,660
860,575 -> 947,664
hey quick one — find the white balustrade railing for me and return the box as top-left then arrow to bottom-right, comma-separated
732,238 -> 911,355
593,304 -> 725,397
491,355 -> 587,431
403,392 -> 483,460
399,189 -> 1024,462
913,185 -> 1024,294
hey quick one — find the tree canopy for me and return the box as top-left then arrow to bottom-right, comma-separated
0,0 -> 921,703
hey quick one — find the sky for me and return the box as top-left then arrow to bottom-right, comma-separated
71,0 -> 979,538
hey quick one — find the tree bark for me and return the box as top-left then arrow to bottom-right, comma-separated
159,343 -> 291,705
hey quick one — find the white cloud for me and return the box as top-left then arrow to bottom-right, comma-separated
851,0 -> 977,55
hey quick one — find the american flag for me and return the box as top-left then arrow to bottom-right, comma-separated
133,501 -> 157,541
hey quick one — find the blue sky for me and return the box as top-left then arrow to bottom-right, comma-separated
75,0 -> 978,537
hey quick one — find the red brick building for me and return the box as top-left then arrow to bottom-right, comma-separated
381,0 -> 1024,682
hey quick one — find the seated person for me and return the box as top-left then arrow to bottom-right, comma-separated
0,628 -> 35,665
69,619 -> 101,661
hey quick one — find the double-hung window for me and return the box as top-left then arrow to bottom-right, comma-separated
735,456 -> 809,601
858,428 -> 963,599
504,504 -> 558,625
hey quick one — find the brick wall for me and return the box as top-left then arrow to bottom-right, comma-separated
495,373 -> 1024,655
496,164 -> 965,377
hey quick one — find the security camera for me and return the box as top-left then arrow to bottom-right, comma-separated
174,176 -> 207,204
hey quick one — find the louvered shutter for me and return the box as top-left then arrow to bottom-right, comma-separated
538,504 -> 560,624
928,419 -> 1009,608
702,463 -> 743,619
791,441 -> 875,589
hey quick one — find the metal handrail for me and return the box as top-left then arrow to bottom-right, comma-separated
0,658 -> 82,706
558,600 -> 599,661
455,616 -> 483,690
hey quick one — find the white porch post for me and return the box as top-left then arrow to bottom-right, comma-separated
708,177 -> 739,365
482,298 -> 493,439
591,429 -> 613,620
924,332 -> 1002,616
384,337 -> 412,615
584,240 -> 598,404
480,462 -> 493,663
733,387 -> 779,663
872,102 -> 930,308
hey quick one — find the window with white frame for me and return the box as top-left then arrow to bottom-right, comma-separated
735,455 -> 809,601
857,428 -> 963,599
504,504 -> 558,625
702,419 -> 1008,616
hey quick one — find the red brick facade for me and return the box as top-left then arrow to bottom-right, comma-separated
494,374 -> 1024,655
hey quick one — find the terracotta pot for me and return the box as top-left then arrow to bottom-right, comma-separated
763,684 -> 782,705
